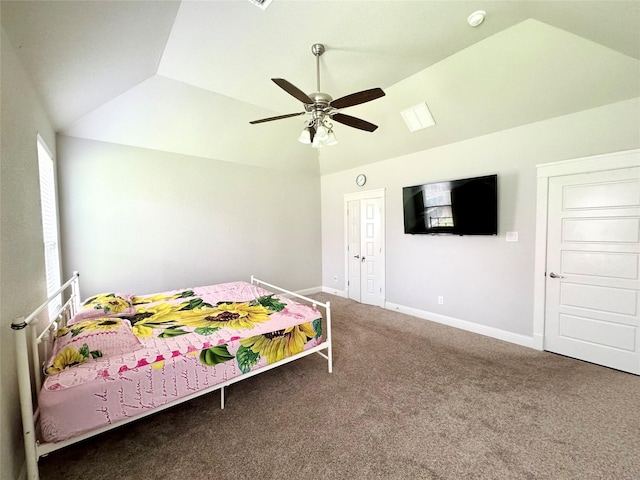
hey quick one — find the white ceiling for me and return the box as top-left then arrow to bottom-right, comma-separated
2,0 -> 639,174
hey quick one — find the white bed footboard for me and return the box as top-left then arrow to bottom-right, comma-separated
11,271 -> 81,480
251,276 -> 332,373
12,274 -> 332,480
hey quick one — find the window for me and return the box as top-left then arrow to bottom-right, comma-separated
37,135 -> 61,318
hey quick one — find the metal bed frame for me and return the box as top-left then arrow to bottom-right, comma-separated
11,272 -> 332,480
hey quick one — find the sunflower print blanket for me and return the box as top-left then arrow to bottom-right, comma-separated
44,281 -> 323,390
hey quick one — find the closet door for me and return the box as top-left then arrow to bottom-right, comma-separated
345,190 -> 386,307
359,197 -> 384,307
347,200 -> 362,302
544,166 -> 640,374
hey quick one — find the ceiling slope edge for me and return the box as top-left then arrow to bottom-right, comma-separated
319,97 -> 640,180
57,134 -> 319,178
318,19 -> 640,175
0,0 -> 181,131
62,74 -> 319,175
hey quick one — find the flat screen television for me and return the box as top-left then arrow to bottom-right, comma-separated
403,174 -> 497,235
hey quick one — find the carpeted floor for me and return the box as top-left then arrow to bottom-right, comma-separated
39,293 -> 640,479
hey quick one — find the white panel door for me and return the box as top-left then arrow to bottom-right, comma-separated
348,200 -> 362,302
544,167 -> 640,374
360,198 -> 384,307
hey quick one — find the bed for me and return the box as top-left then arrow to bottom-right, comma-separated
12,273 -> 332,480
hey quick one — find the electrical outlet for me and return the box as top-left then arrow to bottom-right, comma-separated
438,296 -> 444,305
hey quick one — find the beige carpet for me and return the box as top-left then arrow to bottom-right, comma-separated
39,293 -> 640,479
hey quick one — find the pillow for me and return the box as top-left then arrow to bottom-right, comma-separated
69,292 -> 136,324
44,318 -> 142,375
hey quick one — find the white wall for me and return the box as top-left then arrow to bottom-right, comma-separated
1,28 -> 56,480
57,136 -> 322,297
321,98 -> 640,339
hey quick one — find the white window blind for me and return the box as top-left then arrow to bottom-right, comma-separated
37,136 -> 62,318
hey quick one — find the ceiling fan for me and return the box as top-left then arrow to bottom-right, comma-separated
250,43 -> 385,147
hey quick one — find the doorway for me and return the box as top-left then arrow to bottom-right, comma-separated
534,150 -> 640,374
345,188 -> 385,307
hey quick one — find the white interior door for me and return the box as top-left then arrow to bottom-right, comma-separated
544,166 -> 640,374
345,191 -> 385,307
360,198 -> 384,306
347,200 -> 361,302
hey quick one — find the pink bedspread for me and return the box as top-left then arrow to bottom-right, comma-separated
39,281 -> 323,442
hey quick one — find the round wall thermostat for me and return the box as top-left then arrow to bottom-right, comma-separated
356,174 -> 367,187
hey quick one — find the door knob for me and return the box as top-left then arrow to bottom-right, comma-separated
549,272 -> 564,279
354,255 -> 360,259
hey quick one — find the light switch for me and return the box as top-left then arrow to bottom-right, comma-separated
506,232 -> 518,242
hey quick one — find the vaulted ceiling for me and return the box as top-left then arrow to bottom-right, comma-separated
2,1 -> 639,174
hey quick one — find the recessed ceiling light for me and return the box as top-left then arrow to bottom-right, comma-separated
467,10 -> 486,27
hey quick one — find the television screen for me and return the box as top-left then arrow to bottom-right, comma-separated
403,174 -> 497,235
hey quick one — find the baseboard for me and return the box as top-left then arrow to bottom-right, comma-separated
295,286 -> 323,296
385,301 -> 536,349
320,286 -> 347,298
532,333 -> 544,351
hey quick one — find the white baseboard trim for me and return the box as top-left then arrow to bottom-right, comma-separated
320,286 -> 347,298
532,333 -> 544,351
385,301 -> 536,349
295,286 -> 323,296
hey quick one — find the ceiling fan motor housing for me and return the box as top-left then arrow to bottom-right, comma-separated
310,92 -> 332,105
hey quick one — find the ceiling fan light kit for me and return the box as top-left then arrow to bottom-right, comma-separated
250,43 -> 385,147
298,127 -> 312,144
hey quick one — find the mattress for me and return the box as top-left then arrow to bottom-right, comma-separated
38,281 -> 322,442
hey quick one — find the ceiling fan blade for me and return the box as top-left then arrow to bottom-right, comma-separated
249,112 -> 305,124
331,113 -> 378,132
330,88 -> 385,109
272,78 -> 314,104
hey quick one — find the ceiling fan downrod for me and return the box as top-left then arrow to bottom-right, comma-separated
308,43 -> 332,125
311,43 -> 325,93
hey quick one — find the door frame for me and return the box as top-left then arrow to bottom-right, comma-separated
344,188 -> 386,305
533,149 -> 640,350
